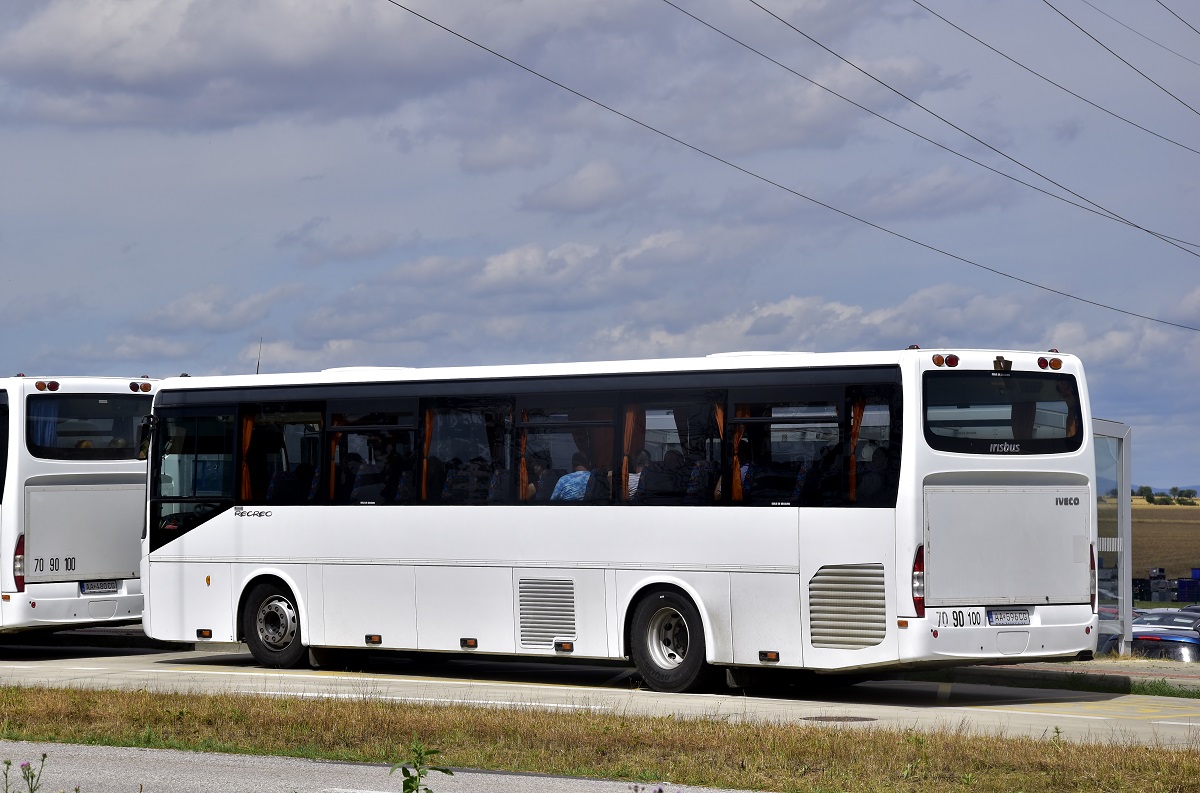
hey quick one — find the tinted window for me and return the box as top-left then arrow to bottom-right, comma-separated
150,407 -> 237,552
520,395 -> 616,504
729,384 -> 900,507
155,411 -> 237,499
421,398 -> 513,505
240,404 -> 324,505
924,372 -> 1083,455
26,394 -> 152,460
620,393 -> 723,506
330,399 -> 418,505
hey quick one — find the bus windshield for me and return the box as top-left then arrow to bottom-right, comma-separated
26,394 -> 153,460
923,371 -> 1082,455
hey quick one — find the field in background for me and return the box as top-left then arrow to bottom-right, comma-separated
1128,498 -> 1200,582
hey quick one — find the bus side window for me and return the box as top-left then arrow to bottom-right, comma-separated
420,398 -> 514,505
240,403 -> 324,506
518,395 -> 615,505
728,389 -> 840,507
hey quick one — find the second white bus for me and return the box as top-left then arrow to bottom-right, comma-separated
141,349 -> 1097,691
1,375 -> 155,631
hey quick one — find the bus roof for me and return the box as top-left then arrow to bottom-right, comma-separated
0,375 -> 157,392
152,348 -> 1084,393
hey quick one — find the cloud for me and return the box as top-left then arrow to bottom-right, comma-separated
0,0 -> 480,129
140,284 -> 300,335
520,161 -> 638,214
275,216 -> 398,267
848,165 -> 1015,221
458,133 -> 551,173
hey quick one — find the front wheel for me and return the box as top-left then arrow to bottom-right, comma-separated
242,582 -> 307,668
630,590 -> 713,693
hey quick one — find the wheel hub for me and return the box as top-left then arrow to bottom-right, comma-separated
646,606 -> 690,670
256,596 -> 298,649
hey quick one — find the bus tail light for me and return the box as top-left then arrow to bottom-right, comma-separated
1090,543 -> 1097,613
912,545 -> 925,618
13,535 -> 25,593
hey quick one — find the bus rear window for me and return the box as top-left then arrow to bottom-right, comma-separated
924,371 -> 1082,455
26,394 -> 153,460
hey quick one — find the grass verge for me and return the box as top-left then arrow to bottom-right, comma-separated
1,685 -> 1198,792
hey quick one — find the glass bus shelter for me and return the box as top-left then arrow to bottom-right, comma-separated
1094,418 -> 1132,654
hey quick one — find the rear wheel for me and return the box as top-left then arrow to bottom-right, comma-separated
630,590 -> 713,693
242,582 -> 306,668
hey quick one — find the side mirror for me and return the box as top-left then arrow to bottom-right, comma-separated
138,415 -> 157,461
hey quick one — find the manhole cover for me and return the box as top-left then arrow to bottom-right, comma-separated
802,715 -> 877,723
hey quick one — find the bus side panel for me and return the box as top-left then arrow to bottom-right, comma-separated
729,572 -> 803,667
26,484 -> 143,583
798,508 -> 898,670
416,566 -> 515,653
320,564 -> 417,649
513,568 -> 608,658
145,561 -> 234,642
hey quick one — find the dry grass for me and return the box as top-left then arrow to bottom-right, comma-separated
1,686 -> 1198,792
1127,499 -> 1200,581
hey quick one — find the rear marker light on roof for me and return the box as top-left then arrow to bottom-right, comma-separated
931,354 -> 959,367
35,381 -> 60,392
1038,357 -> 1064,370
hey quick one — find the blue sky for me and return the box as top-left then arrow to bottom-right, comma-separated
2,0 -> 1198,487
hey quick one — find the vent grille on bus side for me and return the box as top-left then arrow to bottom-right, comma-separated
808,564 -> 886,650
518,578 -> 577,649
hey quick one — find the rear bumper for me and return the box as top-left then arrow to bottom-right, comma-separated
0,579 -> 142,631
899,604 -> 1098,663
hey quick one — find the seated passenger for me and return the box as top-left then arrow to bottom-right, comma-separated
524,451 -> 552,501
550,453 -> 592,502
626,449 -> 650,500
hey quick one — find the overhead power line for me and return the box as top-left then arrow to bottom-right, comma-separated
1157,0 -> 1200,40
664,0 -> 1200,255
1042,0 -> 1200,118
1079,0 -> 1200,68
378,0 -> 1200,334
911,0 -> 1200,158
746,0 -> 1200,257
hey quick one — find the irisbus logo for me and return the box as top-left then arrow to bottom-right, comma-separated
1055,497 -> 1081,506
234,507 -> 273,518
988,442 -> 1021,453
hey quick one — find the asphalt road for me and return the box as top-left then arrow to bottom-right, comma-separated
0,629 -> 1198,791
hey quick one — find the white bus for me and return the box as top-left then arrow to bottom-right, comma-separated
0,375 -> 155,631
141,349 -> 1097,692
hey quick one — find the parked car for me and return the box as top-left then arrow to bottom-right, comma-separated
1127,610 -> 1200,661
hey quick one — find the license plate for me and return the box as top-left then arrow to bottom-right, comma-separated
988,609 -> 1030,626
931,608 -> 985,628
80,580 -> 118,595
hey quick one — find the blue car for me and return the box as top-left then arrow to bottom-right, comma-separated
1128,611 -> 1200,662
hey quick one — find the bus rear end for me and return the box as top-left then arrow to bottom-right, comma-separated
0,376 -> 155,632
902,350 -> 1097,665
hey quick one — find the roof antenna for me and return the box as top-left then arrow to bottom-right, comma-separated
256,337 -> 263,375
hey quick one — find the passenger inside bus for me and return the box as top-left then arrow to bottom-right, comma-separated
550,453 -> 591,501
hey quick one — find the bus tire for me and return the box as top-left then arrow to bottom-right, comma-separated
242,582 -> 306,669
630,590 -> 713,693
